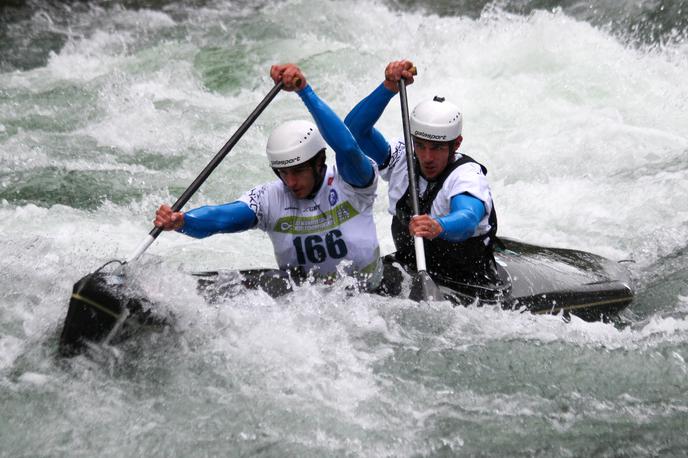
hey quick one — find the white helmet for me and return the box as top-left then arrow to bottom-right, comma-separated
266,120 -> 326,168
410,96 -> 462,142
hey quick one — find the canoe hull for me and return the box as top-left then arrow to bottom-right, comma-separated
496,238 -> 634,320
58,238 -> 634,355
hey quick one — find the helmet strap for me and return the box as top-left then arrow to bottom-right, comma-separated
448,135 -> 463,163
447,140 -> 456,160
306,150 -> 327,199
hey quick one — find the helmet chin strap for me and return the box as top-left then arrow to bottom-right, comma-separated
305,158 -> 327,200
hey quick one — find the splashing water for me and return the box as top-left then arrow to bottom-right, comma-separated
1,0 -> 687,455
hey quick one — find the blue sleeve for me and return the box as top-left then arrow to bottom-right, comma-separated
344,83 -> 396,168
178,201 -> 257,239
436,194 -> 486,242
297,85 -> 374,188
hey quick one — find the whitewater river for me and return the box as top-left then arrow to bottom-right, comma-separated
1,0 -> 687,455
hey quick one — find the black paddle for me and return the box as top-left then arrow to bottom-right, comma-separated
397,77 -> 444,302
127,80 -> 284,263
59,81 -> 284,355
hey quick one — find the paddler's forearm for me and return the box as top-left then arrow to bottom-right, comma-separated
344,83 -> 395,167
179,201 -> 257,238
436,194 -> 486,242
297,84 -> 374,187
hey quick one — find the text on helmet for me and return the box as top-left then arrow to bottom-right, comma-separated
271,156 -> 302,167
413,131 -> 447,140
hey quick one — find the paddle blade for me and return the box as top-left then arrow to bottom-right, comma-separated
409,271 -> 444,302
59,272 -> 127,356
60,269 -> 172,356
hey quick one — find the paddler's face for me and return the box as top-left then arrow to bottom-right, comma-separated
413,137 -> 453,180
277,163 -> 317,199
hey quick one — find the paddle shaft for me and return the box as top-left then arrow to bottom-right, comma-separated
127,81 -> 284,262
397,78 -> 428,272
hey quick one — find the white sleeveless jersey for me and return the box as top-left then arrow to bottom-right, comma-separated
238,164 -> 381,284
381,139 -> 494,238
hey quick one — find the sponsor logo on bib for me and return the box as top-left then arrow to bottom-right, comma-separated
273,201 -> 359,235
328,189 -> 338,206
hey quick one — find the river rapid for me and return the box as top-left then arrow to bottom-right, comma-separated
1,0 -> 687,456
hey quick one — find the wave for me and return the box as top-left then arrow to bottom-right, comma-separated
2,0 -> 687,73
386,0 -> 688,47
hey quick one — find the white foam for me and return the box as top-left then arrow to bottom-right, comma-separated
3,4 -> 688,453
2,0 -> 686,336
17,372 -> 51,386
0,336 -> 23,371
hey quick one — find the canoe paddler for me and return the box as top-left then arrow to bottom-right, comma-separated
155,64 -> 386,291
345,59 -> 501,286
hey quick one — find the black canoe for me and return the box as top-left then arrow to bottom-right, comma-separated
58,237 -> 634,356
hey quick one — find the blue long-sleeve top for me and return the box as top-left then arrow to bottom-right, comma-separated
179,201 -> 256,238
345,83 -> 484,241
437,193 -> 485,242
344,83 -> 396,168
298,84 -> 374,188
178,83 -> 374,239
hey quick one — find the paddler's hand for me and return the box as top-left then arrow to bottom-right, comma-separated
409,214 -> 443,240
154,204 -> 185,231
383,59 -> 416,93
270,63 -> 307,91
